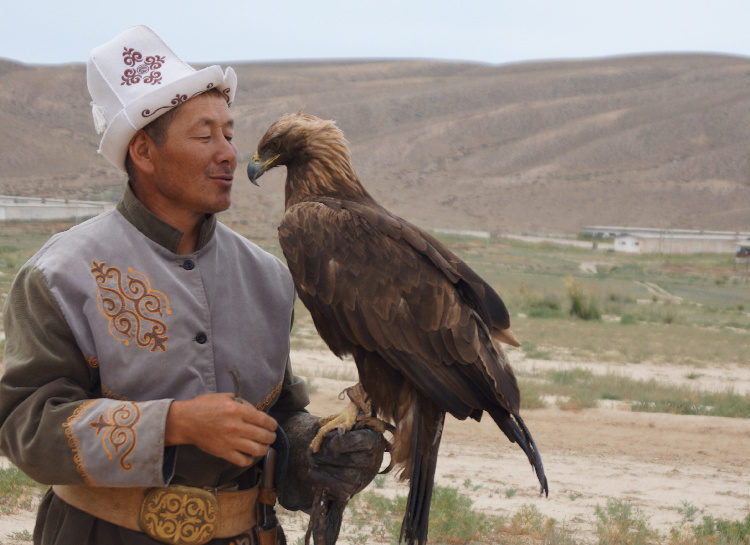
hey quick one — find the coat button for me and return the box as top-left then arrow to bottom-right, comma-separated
182,259 -> 195,271
195,332 -> 207,344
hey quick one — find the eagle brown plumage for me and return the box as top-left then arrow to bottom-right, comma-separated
248,113 -> 548,545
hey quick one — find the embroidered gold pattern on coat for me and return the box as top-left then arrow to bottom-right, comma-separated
90,260 -> 172,352
88,402 -> 141,471
84,353 -> 100,368
101,384 -> 130,401
63,400 -> 97,485
255,379 -> 283,412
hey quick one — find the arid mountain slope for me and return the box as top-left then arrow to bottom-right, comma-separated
2,54 -> 749,239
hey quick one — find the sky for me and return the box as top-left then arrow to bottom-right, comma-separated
2,0 -> 750,66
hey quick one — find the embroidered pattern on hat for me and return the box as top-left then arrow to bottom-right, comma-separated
121,46 -> 166,86
142,92 -> 189,118
222,86 -> 232,105
141,82 -> 232,119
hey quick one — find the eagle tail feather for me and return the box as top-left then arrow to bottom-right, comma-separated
400,408 -> 445,545
489,409 -> 549,497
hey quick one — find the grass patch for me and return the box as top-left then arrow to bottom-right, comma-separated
595,498 -> 659,545
0,465 -> 45,515
519,284 -> 565,319
689,513 -> 750,544
668,503 -> 750,545
526,367 -> 750,418
549,367 -> 594,385
513,317 -> 748,366
355,485 -> 506,543
522,342 -> 554,360
632,390 -> 750,418
351,487 -> 577,544
620,314 -> 638,325
518,379 -> 547,409
437,234 -> 749,365
8,529 -> 33,541
281,484 -> 750,545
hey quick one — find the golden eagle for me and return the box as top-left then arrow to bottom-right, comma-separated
248,113 -> 547,545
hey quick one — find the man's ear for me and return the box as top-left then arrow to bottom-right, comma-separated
128,130 -> 156,175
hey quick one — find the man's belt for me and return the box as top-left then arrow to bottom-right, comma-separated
52,483 -> 259,545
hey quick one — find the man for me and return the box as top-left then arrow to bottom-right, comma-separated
0,25 -> 384,545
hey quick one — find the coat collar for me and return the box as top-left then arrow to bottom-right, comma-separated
116,183 -> 217,254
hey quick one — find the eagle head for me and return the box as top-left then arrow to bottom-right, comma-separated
247,112 -> 351,186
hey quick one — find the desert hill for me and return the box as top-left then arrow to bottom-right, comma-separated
1,54 -> 750,240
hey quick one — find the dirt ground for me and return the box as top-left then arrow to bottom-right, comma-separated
284,350 -> 750,543
1,349 -> 748,545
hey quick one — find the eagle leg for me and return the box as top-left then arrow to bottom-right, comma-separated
310,383 -> 392,453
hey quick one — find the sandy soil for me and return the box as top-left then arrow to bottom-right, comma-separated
2,349 -> 748,544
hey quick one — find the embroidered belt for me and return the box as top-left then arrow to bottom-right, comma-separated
52,483 -> 259,545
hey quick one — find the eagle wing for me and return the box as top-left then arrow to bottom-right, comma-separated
279,197 -> 520,418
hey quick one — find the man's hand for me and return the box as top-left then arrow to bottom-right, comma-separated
165,393 -> 277,466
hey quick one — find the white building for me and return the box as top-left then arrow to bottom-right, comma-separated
584,226 -> 750,255
614,235 -> 641,253
612,231 -> 750,254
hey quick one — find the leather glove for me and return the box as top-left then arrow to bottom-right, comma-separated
275,411 -> 388,512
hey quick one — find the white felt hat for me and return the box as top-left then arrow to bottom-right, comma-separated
87,24 -> 237,171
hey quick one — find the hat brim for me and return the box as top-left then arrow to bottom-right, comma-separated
99,65 -> 237,171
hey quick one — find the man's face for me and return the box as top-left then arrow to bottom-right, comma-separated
146,92 -> 237,218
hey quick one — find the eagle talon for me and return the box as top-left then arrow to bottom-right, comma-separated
356,415 -> 393,434
310,402 -> 360,453
309,383 -> 393,453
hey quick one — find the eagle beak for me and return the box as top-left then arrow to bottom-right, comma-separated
247,152 -> 280,186
493,328 -> 521,348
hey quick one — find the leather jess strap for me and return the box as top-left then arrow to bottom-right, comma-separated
53,483 -> 259,545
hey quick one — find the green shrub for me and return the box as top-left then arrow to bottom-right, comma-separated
620,314 -> 638,325
508,503 -> 545,535
692,513 -> 750,544
527,294 -> 564,318
608,292 -> 636,304
595,498 -> 659,545
565,277 -> 601,320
